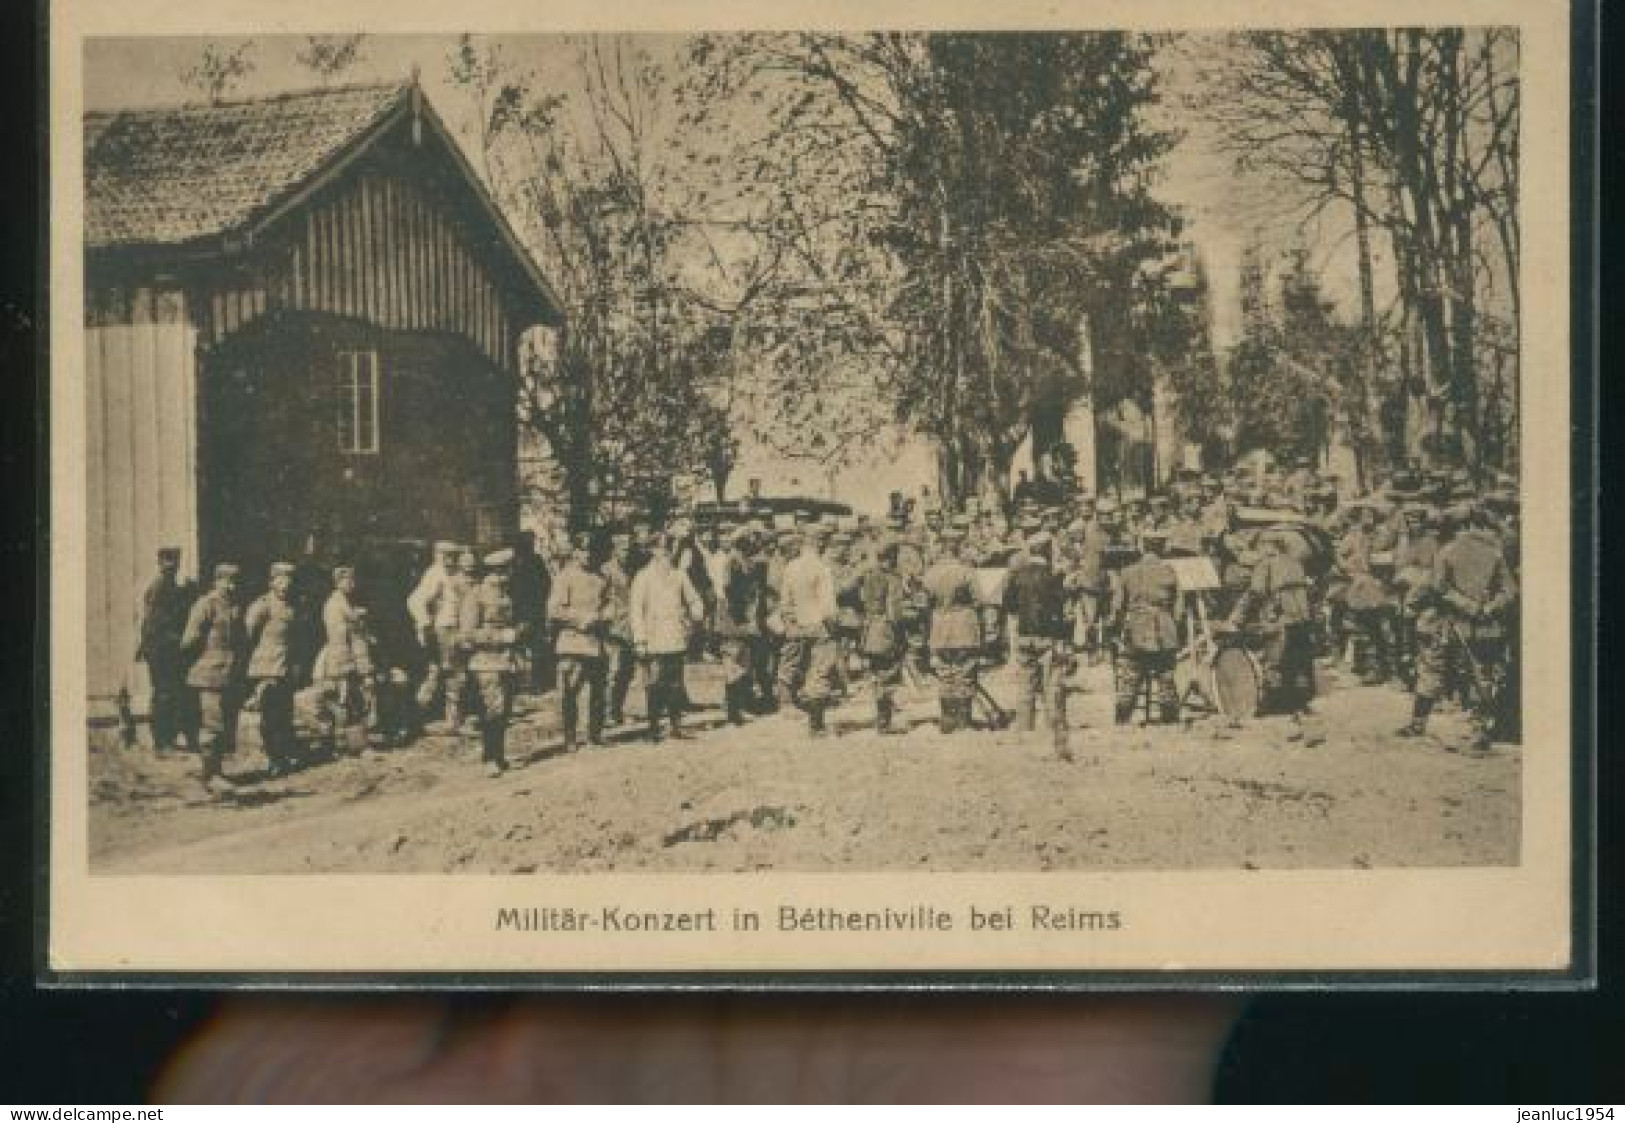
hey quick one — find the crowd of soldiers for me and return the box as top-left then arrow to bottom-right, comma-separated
130,458 -> 1521,794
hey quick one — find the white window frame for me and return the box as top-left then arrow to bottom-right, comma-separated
337,350 -> 381,455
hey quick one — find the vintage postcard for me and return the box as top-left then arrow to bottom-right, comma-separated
45,0 -> 1587,984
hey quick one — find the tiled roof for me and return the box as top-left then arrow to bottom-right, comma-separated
84,81 -> 411,249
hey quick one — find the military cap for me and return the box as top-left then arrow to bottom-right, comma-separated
1485,489 -> 1518,511
729,525 -> 755,545
1026,530 -> 1053,551
157,546 -> 182,561
214,562 -> 241,580
330,564 -> 353,580
570,533 -> 592,552
1441,503 -> 1473,527
433,540 -> 458,555
484,548 -> 515,568
941,527 -> 966,542
269,561 -> 296,578
669,517 -> 694,538
1370,550 -> 1396,568
611,532 -> 631,547
1096,498 -> 1119,515
1139,527 -> 1169,546
457,549 -> 479,568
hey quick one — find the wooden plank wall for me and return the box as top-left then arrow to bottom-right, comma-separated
199,172 -> 518,374
85,288 -> 198,707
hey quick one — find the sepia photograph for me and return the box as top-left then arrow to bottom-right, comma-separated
47,0 -> 1580,980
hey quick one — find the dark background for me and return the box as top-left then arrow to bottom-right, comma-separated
2,1 -> 1615,1104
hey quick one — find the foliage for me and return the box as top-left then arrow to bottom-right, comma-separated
1191,29 -> 1520,474
179,41 -> 257,104
685,32 -> 1185,505
295,35 -> 368,82
446,36 -> 744,523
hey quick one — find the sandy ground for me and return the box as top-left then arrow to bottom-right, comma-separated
86,658 -> 1520,874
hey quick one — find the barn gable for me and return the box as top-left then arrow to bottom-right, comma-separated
84,78 -> 563,370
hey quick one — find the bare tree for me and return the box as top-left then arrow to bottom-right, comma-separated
179,40 -> 257,104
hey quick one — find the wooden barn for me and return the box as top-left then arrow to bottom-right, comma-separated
83,78 -> 565,706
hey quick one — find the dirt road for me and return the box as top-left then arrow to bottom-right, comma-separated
87,659 -> 1519,874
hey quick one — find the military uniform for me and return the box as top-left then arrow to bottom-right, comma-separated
855,550 -> 909,734
1004,536 -> 1072,750
181,566 -> 247,785
1404,519 -> 1513,749
136,551 -> 195,752
548,548 -> 609,750
1231,538 -> 1316,715
461,552 -> 522,774
244,563 -> 301,775
1110,545 -> 1180,725
320,571 -> 378,748
406,543 -> 465,727
601,544 -> 637,726
776,536 -> 841,734
715,534 -> 767,724
922,539 -> 982,733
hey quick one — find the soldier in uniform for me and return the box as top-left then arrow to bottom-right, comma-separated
406,541 -> 461,730
1004,531 -> 1074,756
829,531 -> 863,699
244,561 -> 302,777
135,546 -> 196,753
630,532 -> 706,742
1229,530 -> 1317,721
320,565 -> 379,751
600,533 -> 638,727
922,530 -> 982,734
1399,505 -> 1514,751
180,562 -> 247,791
509,530 -> 553,694
548,534 -> 609,751
855,538 -> 910,735
716,527 -> 767,725
777,527 -> 841,736
1109,529 -> 1180,726
1064,500 -> 1107,661
1391,503 -> 1440,677
461,549 -> 523,776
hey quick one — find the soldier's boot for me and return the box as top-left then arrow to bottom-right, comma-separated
955,698 -> 976,733
645,688 -> 665,743
939,699 -> 959,735
1397,696 -> 1433,738
806,701 -> 828,738
561,695 -> 579,753
876,697 -> 904,735
725,681 -> 746,726
1053,724 -> 1073,761
198,737 -> 228,792
1017,698 -> 1037,734
484,727 -> 508,777
669,702 -> 695,741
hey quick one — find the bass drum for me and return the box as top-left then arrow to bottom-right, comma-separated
1210,646 -> 1263,720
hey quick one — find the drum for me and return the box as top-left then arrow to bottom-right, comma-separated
1210,645 -> 1263,719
